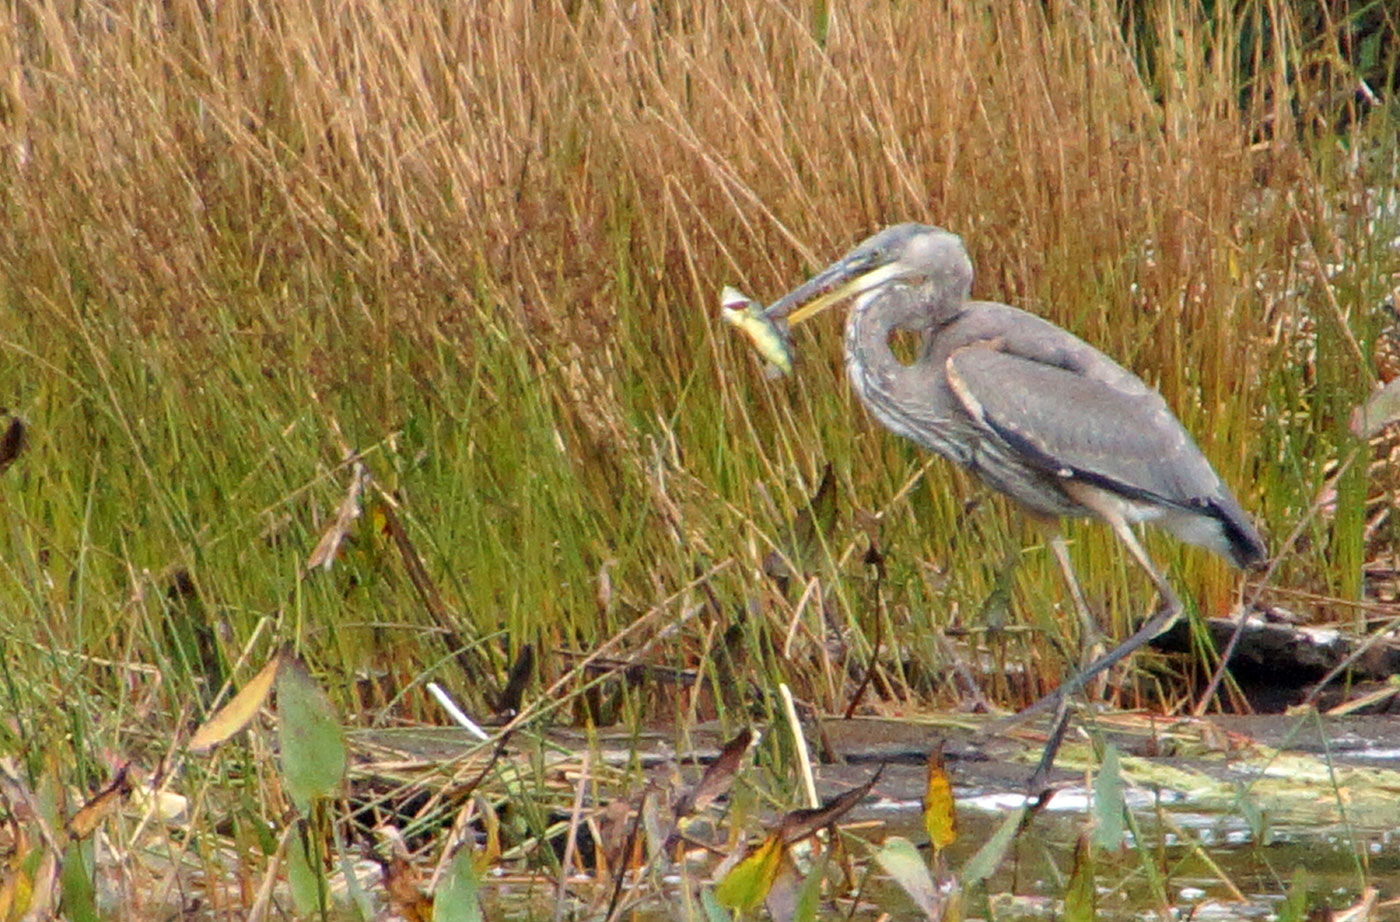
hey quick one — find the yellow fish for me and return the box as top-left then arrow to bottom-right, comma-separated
721,286 -> 793,377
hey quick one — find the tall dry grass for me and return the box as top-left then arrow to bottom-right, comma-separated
0,0 -> 1396,736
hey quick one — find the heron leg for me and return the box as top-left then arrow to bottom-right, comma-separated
1107,516 -> 1182,618
1010,496 -> 1188,722
1010,520 -> 1187,787
1046,527 -> 1100,653
1022,512 -> 1184,713
1026,693 -> 1075,793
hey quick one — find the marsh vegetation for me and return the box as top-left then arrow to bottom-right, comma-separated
0,0 -> 1397,917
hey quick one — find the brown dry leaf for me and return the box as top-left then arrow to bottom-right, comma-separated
777,764 -> 884,844
496,644 -> 533,715
0,416 -> 24,475
373,826 -> 433,922
66,764 -> 133,841
305,466 -> 366,573
923,743 -> 957,856
1063,831 -> 1096,922
375,491 -> 450,621
596,798 -> 632,876
382,855 -> 432,922
189,649 -> 284,752
673,727 -> 756,818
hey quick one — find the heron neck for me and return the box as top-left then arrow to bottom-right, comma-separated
843,287 -> 959,445
845,285 -> 961,371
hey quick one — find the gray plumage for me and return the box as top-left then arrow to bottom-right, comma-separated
767,223 -> 1266,572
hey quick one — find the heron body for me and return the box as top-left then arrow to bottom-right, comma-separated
845,278 -> 1264,569
755,225 -> 1266,725
767,224 -> 1266,572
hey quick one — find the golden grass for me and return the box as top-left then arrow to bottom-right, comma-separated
0,0 -> 1396,728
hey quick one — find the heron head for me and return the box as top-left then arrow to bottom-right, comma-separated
769,224 -> 974,329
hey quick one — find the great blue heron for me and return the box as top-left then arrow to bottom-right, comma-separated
751,223 -> 1266,711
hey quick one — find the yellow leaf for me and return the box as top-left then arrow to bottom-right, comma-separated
714,833 -> 785,912
189,650 -> 283,752
923,744 -> 957,855
23,849 -> 58,921
0,859 -> 31,921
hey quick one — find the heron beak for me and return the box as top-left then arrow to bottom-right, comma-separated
768,258 -> 902,327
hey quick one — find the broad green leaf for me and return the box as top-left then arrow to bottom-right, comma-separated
278,656 -> 346,813
714,833 -> 784,912
873,836 -> 943,919
1091,744 -> 1123,853
960,806 -> 1026,884
433,846 -> 484,922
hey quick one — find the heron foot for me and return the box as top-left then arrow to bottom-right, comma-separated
1001,592 -> 1184,784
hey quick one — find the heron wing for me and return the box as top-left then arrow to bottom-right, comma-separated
943,343 -> 1224,510
945,302 -> 1155,396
